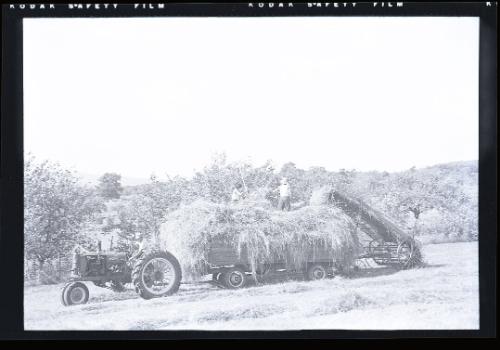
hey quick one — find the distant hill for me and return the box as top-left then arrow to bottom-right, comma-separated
79,159 -> 478,191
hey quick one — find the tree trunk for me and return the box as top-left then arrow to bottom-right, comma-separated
412,218 -> 419,237
57,255 -> 62,282
152,229 -> 160,249
37,259 -> 45,284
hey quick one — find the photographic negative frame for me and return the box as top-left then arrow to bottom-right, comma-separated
1,2 -> 497,339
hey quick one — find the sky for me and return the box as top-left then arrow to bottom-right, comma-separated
24,17 -> 479,183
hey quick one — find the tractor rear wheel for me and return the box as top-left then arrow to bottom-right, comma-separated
62,282 -> 89,306
132,250 -> 182,300
61,283 -> 70,306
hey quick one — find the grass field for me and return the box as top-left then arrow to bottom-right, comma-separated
24,242 -> 479,330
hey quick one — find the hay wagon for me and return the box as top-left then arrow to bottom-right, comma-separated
204,239 -> 341,289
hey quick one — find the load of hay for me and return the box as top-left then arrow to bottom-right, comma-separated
160,197 -> 361,280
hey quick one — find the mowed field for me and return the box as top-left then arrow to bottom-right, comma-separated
24,242 -> 479,330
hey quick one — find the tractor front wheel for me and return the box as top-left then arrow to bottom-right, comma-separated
132,250 -> 182,300
62,282 -> 89,306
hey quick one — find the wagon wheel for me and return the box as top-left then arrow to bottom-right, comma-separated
306,264 -> 327,281
221,267 -> 247,289
397,241 -> 414,268
132,250 -> 182,299
62,281 -> 89,306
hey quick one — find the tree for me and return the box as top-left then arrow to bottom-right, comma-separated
189,153 -> 263,203
97,173 -> 123,199
436,171 -> 478,240
24,156 -> 104,281
382,168 -> 447,235
101,176 -> 176,250
335,168 -> 357,189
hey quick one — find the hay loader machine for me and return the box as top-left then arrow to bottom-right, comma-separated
329,191 -> 422,269
60,190 -> 421,306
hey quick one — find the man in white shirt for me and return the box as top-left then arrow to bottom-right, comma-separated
276,177 -> 292,211
231,183 -> 245,202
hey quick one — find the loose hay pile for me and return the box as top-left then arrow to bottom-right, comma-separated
160,199 -> 360,280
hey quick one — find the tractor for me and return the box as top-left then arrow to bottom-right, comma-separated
61,245 -> 182,306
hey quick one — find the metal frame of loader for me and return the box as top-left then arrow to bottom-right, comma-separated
329,190 -> 422,269
359,239 -> 417,267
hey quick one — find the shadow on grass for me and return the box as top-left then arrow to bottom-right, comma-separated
349,260 -> 446,278
418,263 -> 446,269
80,262 -> 447,306
87,281 -> 222,305
348,266 -> 400,279
88,288 -> 138,304
241,267 -> 400,287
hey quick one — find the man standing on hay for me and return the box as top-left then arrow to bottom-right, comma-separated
231,183 -> 245,202
274,177 -> 292,211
